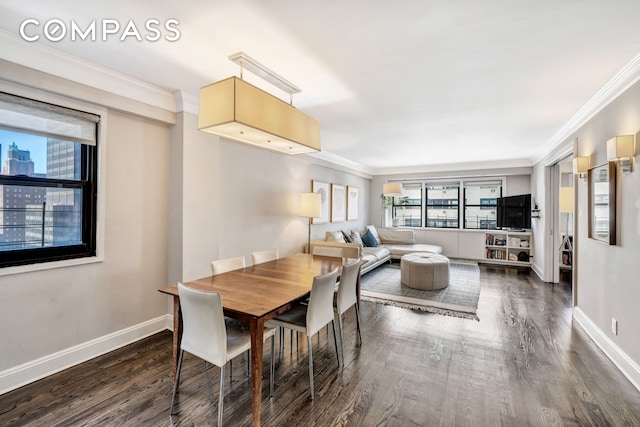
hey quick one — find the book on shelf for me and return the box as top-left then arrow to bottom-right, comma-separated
487,249 -> 506,260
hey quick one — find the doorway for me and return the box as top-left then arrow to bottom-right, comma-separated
551,156 -> 574,284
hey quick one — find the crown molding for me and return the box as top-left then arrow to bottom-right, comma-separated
303,151 -> 374,179
537,52 -> 640,163
0,28 -> 176,113
174,91 -> 199,115
371,158 -> 534,176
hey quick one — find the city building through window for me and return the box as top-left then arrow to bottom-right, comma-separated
387,179 -> 504,230
0,92 -> 99,268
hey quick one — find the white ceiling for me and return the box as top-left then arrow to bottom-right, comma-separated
2,0 -> 640,175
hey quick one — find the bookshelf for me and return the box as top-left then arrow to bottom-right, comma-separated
484,231 -> 532,266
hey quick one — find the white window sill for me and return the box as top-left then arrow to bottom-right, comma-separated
0,255 -> 104,277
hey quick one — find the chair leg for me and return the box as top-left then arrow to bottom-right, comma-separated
337,313 -> 345,366
170,350 -> 185,415
331,320 -> 340,367
270,334 -> 275,397
229,359 -> 233,380
307,335 -> 314,400
355,302 -> 363,346
218,364 -> 225,427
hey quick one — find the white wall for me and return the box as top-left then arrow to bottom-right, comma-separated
0,110 -> 171,373
531,77 -> 640,389
530,160 -> 548,280
169,118 -> 372,283
574,81 -> 640,366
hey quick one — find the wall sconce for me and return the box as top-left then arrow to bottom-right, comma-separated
607,135 -> 635,174
573,156 -> 589,179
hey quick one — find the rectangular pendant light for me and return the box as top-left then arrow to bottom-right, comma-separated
198,76 -> 320,154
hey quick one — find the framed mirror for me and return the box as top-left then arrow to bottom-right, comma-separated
588,162 -> 616,245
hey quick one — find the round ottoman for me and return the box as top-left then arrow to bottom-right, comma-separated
400,253 -> 450,290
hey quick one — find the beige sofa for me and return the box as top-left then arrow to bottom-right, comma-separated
310,227 -> 443,275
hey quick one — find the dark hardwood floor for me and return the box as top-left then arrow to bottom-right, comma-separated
2,266 -> 640,426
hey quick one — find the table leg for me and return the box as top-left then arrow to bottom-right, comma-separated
171,295 -> 182,379
250,317 -> 265,427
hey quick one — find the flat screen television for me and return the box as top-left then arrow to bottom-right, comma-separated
496,194 -> 531,230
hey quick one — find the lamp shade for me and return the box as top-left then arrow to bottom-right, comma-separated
383,182 -> 403,196
573,156 -> 589,175
607,135 -> 635,161
199,77 -> 320,155
299,192 -> 321,218
559,186 -> 574,213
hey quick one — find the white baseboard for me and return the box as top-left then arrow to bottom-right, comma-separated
573,307 -> 640,393
531,261 -> 544,281
0,315 -> 172,396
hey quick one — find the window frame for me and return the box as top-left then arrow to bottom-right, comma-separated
391,184 -> 423,228
0,92 -> 99,269
462,182 -> 503,230
384,178 -> 506,231
425,183 -> 460,229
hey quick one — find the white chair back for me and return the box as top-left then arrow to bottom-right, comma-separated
336,260 -> 361,315
178,282 -> 227,367
306,268 -> 339,335
211,255 -> 246,275
251,248 -> 279,265
312,246 -> 343,258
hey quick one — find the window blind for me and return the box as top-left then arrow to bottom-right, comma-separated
463,180 -> 502,187
0,92 -> 99,145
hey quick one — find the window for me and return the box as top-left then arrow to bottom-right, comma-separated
391,183 -> 422,227
426,184 -> 459,228
0,92 -> 99,268
463,182 -> 502,229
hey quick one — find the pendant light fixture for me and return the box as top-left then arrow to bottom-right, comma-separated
198,52 -> 320,154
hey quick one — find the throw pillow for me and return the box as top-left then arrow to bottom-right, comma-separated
341,230 -> 352,243
361,229 -> 378,247
366,225 -> 381,245
325,231 -> 345,243
350,230 -> 363,245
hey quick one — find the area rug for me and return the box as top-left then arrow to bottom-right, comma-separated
360,261 -> 480,320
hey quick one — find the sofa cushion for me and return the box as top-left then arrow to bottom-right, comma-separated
361,229 -> 378,247
362,246 -> 391,261
341,230 -> 352,243
361,253 -> 378,266
383,243 -> 443,257
325,230 -> 345,243
378,228 -> 415,244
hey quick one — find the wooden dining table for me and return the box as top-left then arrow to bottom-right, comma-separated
158,253 -> 359,427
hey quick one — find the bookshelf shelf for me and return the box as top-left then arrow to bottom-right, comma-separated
484,231 -> 532,266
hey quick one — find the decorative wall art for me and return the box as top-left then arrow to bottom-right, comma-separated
347,186 -> 359,221
311,180 -> 330,224
331,184 -> 347,222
